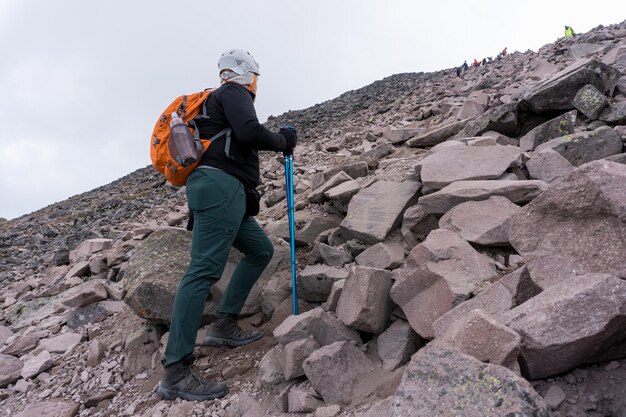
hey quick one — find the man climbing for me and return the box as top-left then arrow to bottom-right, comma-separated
502,47 -> 508,56
564,25 -> 576,38
157,49 -> 297,401
462,60 -> 469,71
472,58 -> 481,67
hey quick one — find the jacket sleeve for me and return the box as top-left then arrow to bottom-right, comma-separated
219,83 -> 288,152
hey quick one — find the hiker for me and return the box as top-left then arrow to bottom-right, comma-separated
502,47 -> 508,56
462,60 -> 469,71
482,58 -> 487,66
564,25 -> 576,38
472,58 -> 481,67
455,66 -> 462,77
158,48 -> 297,401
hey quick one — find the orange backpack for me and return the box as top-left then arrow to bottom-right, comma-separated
150,89 -> 229,186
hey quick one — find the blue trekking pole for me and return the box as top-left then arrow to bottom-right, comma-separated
284,151 -> 299,315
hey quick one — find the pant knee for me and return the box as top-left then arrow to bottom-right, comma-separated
255,240 -> 274,265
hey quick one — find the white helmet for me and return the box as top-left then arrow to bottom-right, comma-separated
218,49 -> 260,76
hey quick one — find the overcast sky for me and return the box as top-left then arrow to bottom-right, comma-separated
0,0 -> 624,220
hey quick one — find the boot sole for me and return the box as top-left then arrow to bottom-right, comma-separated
157,383 -> 227,401
202,333 -> 262,348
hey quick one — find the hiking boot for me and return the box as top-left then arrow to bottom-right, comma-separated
202,315 -> 262,348
157,355 -> 227,401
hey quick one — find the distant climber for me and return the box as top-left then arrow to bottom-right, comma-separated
472,58 -> 481,67
462,60 -> 469,71
455,67 -> 462,77
564,25 -> 576,38
482,58 -> 487,66
502,47 -> 508,56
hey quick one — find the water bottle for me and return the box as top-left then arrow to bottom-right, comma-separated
169,112 -> 199,166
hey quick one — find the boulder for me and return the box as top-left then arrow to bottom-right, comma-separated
432,267 -> 541,338
383,126 -> 422,145
377,320 -> 423,371
295,215 -> 343,247
260,271 -> 291,319
389,347 -> 551,416
21,350 -> 54,379
288,390 -> 324,413
317,243 -> 353,267
69,238 -> 113,264
273,307 -> 361,347
0,325 -> 14,345
418,180 -> 548,214
438,196 -> 520,246
391,229 -> 497,338
519,110 -> 577,151
67,300 -> 124,329
297,265 -> 349,303
1,334 -> 38,356
0,354 -> 23,388
39,332 -> 83,354
522,59 -> 621,113
419,145 -> 522,193
339,180 -> 420,244
354,242 -> 404,270
59,279 -> 108,308
258,345 -> 285,385
525,148 -> 574,183
322,279 -> 345,312
336,266 -> 394,333
605,152 -> 626,164
431,309 -> 521,370
308,171 -> 352,203
122,325 -> 160,381
572,84 -> 608,119
302,341 -> 376,404
324,180 -> 361,213
14,401 -> 79,417
311,161 -> 369,190
457,99 -> 485,119
405,118 -> 470,148
282,336 -> 320,380
503,274 -> 626,379
599,101 -> 626,124
400,204 -> 439,248
507,160 -> 626,288
457,102 -> 519,137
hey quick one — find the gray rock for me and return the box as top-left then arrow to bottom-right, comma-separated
400,204 -> 439,248
572,84 -> 608,119
432,267 -> 541,338
457,102 -> 519,137
340,180 -> 420,244
391,229 -> 497,338
431,309 -> 521,370
297,265 -> 349,303
543,385 -> 567,409
0,354 -> 23,388
358,142 -> 394,163
315,405 -> 342,417
288,390 -> 324,413
258,345 -> 284,385
405,118 -> 470,147
308,171 -> 352,203
418,180 -> 549,214
526,148 -> 574,183
122,325 -> 160,381
0,325 -> 14,346
64,261 -> 90,279
260,271 -> 291,319
1,334 -> 38,356
59,279 -> 108,308
336,266 -> 394,333
504,273 -> 626,380
355,242 -> 404,270
67,300 -> 123,329
457,99 -> 485,119
519,110 -> 577,151
295,215 -> 344,247
39,332 -> 83,354
389,347 -> 551,416
311,161 -> 369,190
507,160 -> 626,288
322,279 -> 345,312
69,238 -> 113,264
273,307 -> 361,347
317,243 -> 353,267
324,180 -> 361,213
383,126 -> 422,145
86,340 -> 106,367
522,59 -> 621,114
377,320 -> 423,371
282,336 -> 320,380
419,145 -> 523,193
21,350 -> 54,379
302,341 -> 376,404
599,101 -> 626,124
14,400 -> 79,417
439,196 -> 520,246
604,152 -> 626,164
224,393 -> 264,417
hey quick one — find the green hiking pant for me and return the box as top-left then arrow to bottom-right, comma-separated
164,168 -> 274,367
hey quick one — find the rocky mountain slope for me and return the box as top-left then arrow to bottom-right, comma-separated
1,20 -> 626,417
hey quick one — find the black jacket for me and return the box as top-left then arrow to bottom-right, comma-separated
196,83 -> 287,188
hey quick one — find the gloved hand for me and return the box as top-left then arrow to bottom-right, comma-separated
280,125 -> 297,156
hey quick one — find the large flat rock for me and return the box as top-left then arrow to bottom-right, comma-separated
405,118 -> 470,148
418,180 -> 548,214
340,180 -> 420,244
503,273 -> 626,380
507,160 -> 626,288
419,145 -> 522,193
535,126 -> 623,167
389,347 -> 551,417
